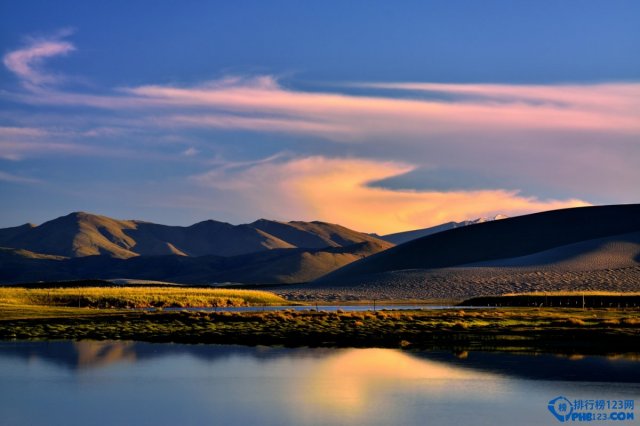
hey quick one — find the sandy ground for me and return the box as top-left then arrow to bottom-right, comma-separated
273,265 -> 640,301
277,230 -> 640,301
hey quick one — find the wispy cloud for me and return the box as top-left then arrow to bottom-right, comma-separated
125,77 -> 640,135
168,113 -> 353,140
181,147 -> 198,157
0,125 -> 79,160
3,33 -> 639,141
0,125 -> 153,161
0,170 -> 42,184
352,81 -> 640,112
0,126 -> 48,138
0,140 -> 111,160
3,33 -> 638,141
9,72 -> 639,137
3,30 -> 75,88
193,156 -> 589,234
2,33 -> 637,226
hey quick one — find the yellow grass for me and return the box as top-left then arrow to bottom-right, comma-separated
0,303 -> 123,320
0,287 -> 288,308
503,291 -> 640,297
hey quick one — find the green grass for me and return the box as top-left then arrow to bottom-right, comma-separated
0,286 -> 289,310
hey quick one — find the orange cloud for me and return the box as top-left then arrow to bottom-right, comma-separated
194,156 -> 590,234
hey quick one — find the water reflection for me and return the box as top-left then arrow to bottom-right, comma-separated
298,348 -> 499,415
158,304 -> 465,312
2,341 -> 638,382
74,341 -> 137,368
0,341 -> 638,426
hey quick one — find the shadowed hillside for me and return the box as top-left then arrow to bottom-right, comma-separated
0,240 -> 393,285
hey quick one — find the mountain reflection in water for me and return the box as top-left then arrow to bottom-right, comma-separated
1,341 -> 638,382
1,341 -> 638,426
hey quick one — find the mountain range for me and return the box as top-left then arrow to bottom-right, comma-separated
0,212 -> 388,259
0,212 -> 392,284
297,204 -> 640,299
2,205 -> 640,297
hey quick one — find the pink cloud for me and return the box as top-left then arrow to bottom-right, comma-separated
0,126 -> 48,138
3,35 -> 75,87
0,140 -> 105,160
125,77 -> 640,135
168,113 -> 354,140
354,82 -> 640,111
2,34 -> 637,208
13,74 -> 637,136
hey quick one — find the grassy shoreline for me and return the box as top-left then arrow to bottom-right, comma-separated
1,305 -> 638,355
1,287 -> 638,355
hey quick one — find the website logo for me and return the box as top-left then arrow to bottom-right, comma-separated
548,396 -> 635,422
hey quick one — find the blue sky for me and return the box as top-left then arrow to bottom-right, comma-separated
1,1 -> 639,233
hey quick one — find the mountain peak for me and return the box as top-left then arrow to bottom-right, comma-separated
251,218 -> 284,225
67,211 -> 95,218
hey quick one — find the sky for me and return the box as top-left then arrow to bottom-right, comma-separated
0,0 -> 639,234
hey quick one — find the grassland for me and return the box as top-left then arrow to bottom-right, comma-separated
0,286 -> 289,311
1,287 -> 638,355
462,291 -> 640,308
503,291 -> 640,296
0,306 -> 639,354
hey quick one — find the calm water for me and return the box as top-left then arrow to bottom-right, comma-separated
0,341 -> 638,426
158,304 -> 468,312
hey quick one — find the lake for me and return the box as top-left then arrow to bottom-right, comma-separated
0,341 -> 638,426
157,304 -> 468,312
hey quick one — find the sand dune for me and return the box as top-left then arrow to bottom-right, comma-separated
285,205 -> 640,300
316,204 -> 640,285
464,231 -> 640,271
